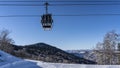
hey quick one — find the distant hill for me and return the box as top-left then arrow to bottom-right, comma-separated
66,50 -> 96,62
11,43 -> 96,64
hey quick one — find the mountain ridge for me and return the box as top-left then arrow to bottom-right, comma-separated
8,43 -> 96,64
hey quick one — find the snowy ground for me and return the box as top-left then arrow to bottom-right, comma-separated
0,50 -> 40,68
26,59 -> 120,68
1,50 -> 120,68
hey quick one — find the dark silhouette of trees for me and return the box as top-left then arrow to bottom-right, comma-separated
0,29 -> 14,54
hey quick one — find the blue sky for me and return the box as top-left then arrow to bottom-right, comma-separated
0,0 -> 120,50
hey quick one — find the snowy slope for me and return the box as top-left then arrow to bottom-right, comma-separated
1,50 -> 120,68
0,50 -> 40,68
26,60 -> 120,68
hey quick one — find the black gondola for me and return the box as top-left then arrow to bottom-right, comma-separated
41,14 -> 53,30
41,2 -> 53,30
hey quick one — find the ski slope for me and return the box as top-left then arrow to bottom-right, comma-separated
0,50 -> 40,68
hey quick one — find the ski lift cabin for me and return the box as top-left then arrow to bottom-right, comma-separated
41,14 -> 53,30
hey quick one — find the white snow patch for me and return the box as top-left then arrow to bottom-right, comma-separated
26,59 -> 120,68
0,50 -> 40,68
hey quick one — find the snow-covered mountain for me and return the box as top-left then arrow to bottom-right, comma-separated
66,50 -> 96,61
0,50 -> 40,68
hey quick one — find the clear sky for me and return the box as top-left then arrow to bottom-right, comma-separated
0,0 -> 120,50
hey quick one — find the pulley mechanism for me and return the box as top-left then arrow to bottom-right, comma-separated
41,2 -> 53,30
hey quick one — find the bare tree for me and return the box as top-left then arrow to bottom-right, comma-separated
0,29 -> 14,53
94,31 -> 119,65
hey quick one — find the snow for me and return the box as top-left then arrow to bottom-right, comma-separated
1,50 -> 120,68
0,50 -> 40,68
26,59 -> 120,68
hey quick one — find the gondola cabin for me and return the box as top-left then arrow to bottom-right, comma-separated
41,14 -> 53,30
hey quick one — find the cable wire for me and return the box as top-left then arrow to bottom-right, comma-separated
0,15 -> 40,17
0,3 -> 120,6
0,4 -> 44,6
54,14 -> 120,16
0,1 -> 120,2
0,14 -> 120,17
50,3 -> 120,6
